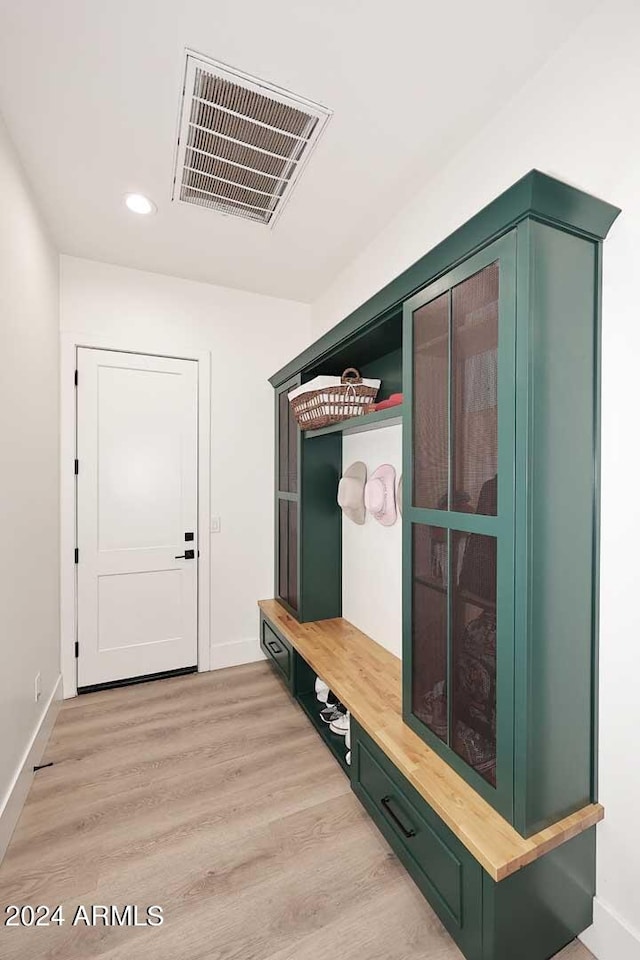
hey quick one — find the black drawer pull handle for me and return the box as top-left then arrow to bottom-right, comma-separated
266,638 -> 282,655
381,795 -> 416,838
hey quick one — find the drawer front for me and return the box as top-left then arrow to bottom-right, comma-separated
351,722 -> 483,959
260,617 -> 292,685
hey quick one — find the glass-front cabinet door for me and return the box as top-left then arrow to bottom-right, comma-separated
402,233 -> 516,819
275,376 -> 300,614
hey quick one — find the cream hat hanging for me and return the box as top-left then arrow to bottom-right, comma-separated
364,464 -> 397,526
337,461 -> 367,525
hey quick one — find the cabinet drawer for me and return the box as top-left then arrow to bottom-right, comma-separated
260,617 -> 292,685
351,722 -> 482,959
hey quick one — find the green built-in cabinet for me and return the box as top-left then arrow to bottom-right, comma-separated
268,171 -> 620,960
402,212 -> 616,837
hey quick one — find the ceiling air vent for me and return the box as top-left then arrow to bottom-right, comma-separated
172,52 -> 332,227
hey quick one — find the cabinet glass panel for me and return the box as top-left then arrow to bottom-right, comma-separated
288,502 -> 298,611
287,400 -> 298,494
413,292 -> 449,510
278,391 -> 290,493
278,500 -> 288,601
278,500 -> 298,611
451,263 -> 499,516
412,524 -> 448,743
451,529 -> 497,786
278,391 -> 298,495
405,232 -> 519,818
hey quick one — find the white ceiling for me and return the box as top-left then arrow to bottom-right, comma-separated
0,0 -> 596,302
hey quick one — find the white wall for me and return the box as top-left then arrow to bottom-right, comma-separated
342,425 -> 402,658
0,113 -> 60,851
309,3 -> 640,956
60,256 -> 311,671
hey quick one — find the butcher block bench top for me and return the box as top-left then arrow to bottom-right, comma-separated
258,599 -> 604,882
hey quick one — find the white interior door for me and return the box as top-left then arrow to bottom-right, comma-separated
76,348 -> 198,688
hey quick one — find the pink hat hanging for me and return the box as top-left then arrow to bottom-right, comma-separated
364,464 -> 397,526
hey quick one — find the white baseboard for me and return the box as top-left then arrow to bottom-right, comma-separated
210,638 -> 265,671
0,675 -> 62,863
581,898 -> 640,960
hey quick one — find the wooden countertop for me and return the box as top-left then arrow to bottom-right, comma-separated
258,599 -> 603,882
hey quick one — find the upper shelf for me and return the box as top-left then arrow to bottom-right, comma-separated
303,404 -> 404,439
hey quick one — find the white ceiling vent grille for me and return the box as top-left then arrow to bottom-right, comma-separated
173,52 -> 332,227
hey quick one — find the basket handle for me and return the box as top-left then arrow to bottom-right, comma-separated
341,367 -> 362,384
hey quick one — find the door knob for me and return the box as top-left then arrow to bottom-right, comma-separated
174,549 -> 195,560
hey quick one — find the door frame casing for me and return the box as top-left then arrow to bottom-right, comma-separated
60,333 -> 212,699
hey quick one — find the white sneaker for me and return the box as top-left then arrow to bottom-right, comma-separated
315,677 -> 330,703
345,751 -> 351,765
320,703 -> 345,724
329,711 -> 350,737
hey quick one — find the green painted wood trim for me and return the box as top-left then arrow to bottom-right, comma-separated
512,219 -> 534,834
481,828 -> 595,960
298,432 -> 342,622
401,279 -> 414,746
514,222 -> 599,836
406,507 -> 499,536
303,404 -> 404,439
269,171 -> 620,387
591,241 -> 604,803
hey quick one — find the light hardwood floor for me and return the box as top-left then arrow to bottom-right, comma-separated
0,663 -> 595,960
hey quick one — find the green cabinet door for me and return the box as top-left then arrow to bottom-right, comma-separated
403,209 -> 613,836
402,232 -> 517,824
351,721 -> 483,960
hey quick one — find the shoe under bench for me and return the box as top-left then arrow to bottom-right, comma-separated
258,598 -> 603,960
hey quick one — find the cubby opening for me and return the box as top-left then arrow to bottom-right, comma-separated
303,308 -> 403,402
295,653 -> 350,774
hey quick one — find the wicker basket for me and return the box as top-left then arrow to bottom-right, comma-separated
288,368 -> 380,431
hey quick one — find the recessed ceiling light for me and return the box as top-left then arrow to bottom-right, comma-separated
125,193 -> 156,215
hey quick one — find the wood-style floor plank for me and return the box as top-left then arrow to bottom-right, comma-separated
0,663 -> 594,960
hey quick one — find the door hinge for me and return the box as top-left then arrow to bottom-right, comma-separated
74,459 -> 79,475
74,369 -> 78,386
74,548 -> 79,564
74,641 -> 79,658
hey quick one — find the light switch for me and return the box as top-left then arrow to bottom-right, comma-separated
211,517 -> 221,534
